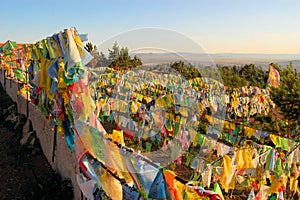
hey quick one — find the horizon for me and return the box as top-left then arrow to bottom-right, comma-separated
131,51 -> 300,55
1,40 -> 298,56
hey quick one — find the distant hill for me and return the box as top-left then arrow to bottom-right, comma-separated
132,52 -> 300,70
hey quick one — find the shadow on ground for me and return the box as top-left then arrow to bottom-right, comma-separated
0,84 -> 73,200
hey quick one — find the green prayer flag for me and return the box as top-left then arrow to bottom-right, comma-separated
146,142 -> 152,152
166,118 -> 173,131
174,122 -> 179,136
281,138 -> 289,151
213,182 -> 224,200
197,133 -> 205,146
273,158 -> 282,178
185,153 -> 195,166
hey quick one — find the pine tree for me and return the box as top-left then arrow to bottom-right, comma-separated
270,63 -> 300,135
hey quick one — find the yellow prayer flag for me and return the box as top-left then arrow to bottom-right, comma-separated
269,134 -> 278,147
235,148 -> 253,170
268,174 -> 281,194
130,101 -> 139,113
244,126 -> 255,138
290,177 -> 298,192
220,155 -> 232,192
110,130 -> 125,145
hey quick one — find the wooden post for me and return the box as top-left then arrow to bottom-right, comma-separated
52,124 -> 58,162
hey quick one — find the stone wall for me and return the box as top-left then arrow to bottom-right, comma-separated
0,69 -> 81,200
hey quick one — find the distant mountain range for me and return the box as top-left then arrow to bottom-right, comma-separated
131,52 -> 300,70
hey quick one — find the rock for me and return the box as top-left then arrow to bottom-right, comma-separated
4,113 -> 13,122
20,130 -> 35,145
13,121 -> 20,130
22,120 -> 32,135
7,105 -> 16,113
4,113 -> 18,123
28,137 -> 36,149
12,116 -> 18,123
27,130 -> 36,148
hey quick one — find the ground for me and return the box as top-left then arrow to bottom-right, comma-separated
0,85 -> 73,200
0,127 -> 50,199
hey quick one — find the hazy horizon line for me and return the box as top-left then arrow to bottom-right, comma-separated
131,51 -> 300,55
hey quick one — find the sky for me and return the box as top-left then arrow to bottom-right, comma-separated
0,0 -> 300,54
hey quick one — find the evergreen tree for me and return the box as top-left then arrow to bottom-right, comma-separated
85,42 -> 142,70
270,63 -> 300,134
107,42 -> 142,70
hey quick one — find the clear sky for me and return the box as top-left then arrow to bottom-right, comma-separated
1,0 -> 300,54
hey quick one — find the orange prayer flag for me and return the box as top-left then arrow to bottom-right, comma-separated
268,65 -> 280,88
